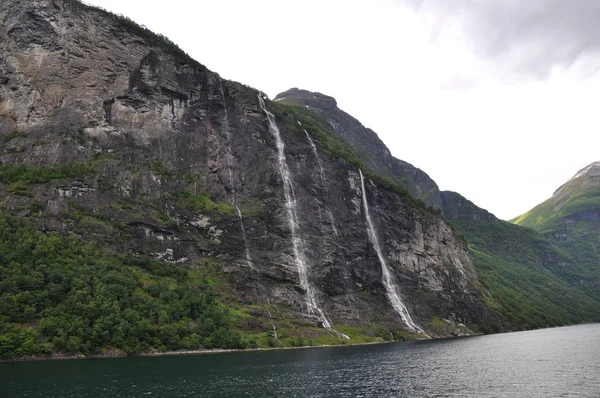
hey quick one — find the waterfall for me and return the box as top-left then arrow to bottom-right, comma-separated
304,129 -> 338,238
266,298 -> 278,340
304,129 -> 326,184
236,205 -> 254,271
359,169 -> 425,334
258,95 -> 348,338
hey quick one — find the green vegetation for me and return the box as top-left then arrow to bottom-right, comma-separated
151,160 -> 202,184
0,162 -> 96,185
0,214 -> 250,358
270,101 -> 440,216
511,168 -> 600,300
0,207 -> 424,359
450,217 -> 600,328
7,182 -> 32,197
161,191 -> 234,217
184,194 -> 234,216
66,0 -> 195,64
0,131 -> 28,143
238,197 -> 265,217
0,211 -> 412,359
511,182 -> 600,233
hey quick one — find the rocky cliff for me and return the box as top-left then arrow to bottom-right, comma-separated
0,0 -> 499,356
274,88 -> 443,209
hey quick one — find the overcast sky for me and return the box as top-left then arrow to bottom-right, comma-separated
84,0 -> 600,220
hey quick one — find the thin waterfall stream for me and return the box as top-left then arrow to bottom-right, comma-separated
258,95 -> 348,339
235,205 -> 254,272
303,129 -> 338,238
359,169 -> 425,335
219,80 -> 254,272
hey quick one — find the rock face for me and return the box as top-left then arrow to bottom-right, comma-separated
441,191 -> 497,222
0,0 -> 497,337
274,88 -> 442,209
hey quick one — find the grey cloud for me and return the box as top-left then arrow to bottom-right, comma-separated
398,0 -> 600,79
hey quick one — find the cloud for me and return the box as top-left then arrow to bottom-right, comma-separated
396,0 -> 600,79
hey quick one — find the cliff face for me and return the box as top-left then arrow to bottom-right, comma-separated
0,0 -> 497,345
274,88 -> 442,209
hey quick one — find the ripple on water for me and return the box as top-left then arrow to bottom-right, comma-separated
1,324 -> 600,398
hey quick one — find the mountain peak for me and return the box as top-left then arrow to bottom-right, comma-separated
274,88 -> 337,109
273,87 -> 442,209
551,161 -> 600,196
571,161 -> 600,181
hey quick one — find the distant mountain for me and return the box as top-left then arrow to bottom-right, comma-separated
274,88 -> 442,209
512,162 -> 600,293
442,191 -> 600,328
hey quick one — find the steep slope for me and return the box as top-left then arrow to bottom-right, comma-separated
442,191 -> 600,328
274,88 -> 442,209
0,0 -> 496,358
512,162 -> 600,292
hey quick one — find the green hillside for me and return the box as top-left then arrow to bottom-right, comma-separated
512,162 -> 600,232
512,162 -> 600,294
442,191 -> 600,329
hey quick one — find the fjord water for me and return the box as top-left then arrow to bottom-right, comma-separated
3,324 -> 600,398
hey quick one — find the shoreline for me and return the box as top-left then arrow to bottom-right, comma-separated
14,324 -> 593,364
0,338 -> 407,364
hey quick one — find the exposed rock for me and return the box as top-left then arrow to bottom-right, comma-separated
275,88 -> 443,209
0,0 -> 499,336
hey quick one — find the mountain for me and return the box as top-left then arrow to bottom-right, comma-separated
274,88 -> 600,329
512,162 -> 600,293
0,0 -> 498,359
274,88 -> 442,209
441,191 -> 600,328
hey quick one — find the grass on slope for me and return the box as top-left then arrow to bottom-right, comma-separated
512,179 -> 600,234
270,101 -> 441,217
452,218 -> 600,329
511,178 -> 600,297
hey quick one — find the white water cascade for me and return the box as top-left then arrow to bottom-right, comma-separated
236,205 -> 255,271
266,298 -> 278,339
258,95 -> 348,339
303,129 -> 326,184
359,170 -> 425,334
303,129 -> 338,238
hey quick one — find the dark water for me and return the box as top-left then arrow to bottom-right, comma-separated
2,323 -> 600,398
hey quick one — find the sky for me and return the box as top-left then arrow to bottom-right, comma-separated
83,0 -> 600,220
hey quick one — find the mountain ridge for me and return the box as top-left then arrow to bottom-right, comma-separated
274,88 -> 443,209
442,190 -> 600,328
512,160 -> 600,295
0,0 -> 500,359
273,88 -> 600,329
1,0 -> 599,362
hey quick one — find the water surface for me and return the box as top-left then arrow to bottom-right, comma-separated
2,323 -> 599,397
